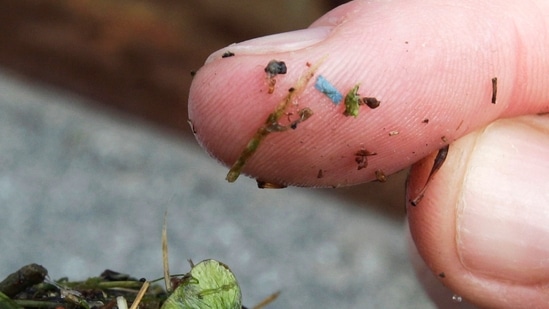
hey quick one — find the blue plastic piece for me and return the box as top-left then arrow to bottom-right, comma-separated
315,75 -> 343,104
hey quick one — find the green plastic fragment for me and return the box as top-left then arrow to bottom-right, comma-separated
344,84 -> 361,117
161,260 -> 241,309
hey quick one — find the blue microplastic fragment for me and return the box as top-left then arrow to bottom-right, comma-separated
315,75 -> 343,104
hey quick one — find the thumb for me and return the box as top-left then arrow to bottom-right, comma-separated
188,0 -> 549,187
407,114 -> 549,308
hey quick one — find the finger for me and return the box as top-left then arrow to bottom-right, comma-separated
407,224 -> 478,309
188,0 -> 549,187
407,114 -> 549,308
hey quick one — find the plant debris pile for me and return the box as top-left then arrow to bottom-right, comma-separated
0,264 -> 164,309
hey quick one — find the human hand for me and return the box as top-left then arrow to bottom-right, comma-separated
188,1 -> 549,307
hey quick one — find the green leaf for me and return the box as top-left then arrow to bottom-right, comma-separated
161,260 -> 241,309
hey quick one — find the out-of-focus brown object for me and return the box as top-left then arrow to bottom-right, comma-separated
0,0 -> 329,135
0,263 -> 47,297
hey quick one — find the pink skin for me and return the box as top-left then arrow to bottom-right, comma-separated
189,0 -> 549,307
189,0 -> 549,187
408,115 -> 549,308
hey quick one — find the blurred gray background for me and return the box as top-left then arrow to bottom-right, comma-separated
0,1 -> 435,308
0,71 -> 434,308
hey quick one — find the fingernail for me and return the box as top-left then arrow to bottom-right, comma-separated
205,26 -> 333,63
456,117 -> 549,283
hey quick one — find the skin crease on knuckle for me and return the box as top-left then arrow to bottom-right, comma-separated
188,0 -> 549,188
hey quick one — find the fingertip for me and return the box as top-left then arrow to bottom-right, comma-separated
406,223 -> 478,309
189,0 -> 549,187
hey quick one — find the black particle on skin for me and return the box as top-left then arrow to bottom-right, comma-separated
363,97 -> 380,109
222,51 -> 235,58
491,77 -> 498,104
265,60 -> 287,94
265,60 -> 287,77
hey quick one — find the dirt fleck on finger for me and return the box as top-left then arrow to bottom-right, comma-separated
291,108 -> 314,130
265,60 -> 287,94
375,169 -> 387,182
265,60 -> 287,77
354,149 -> 377,170
410,145 -> 449,206
363,97 -> 380,109
222,51 -> 235,58
257,180 -> 287,189
317,169 -> 324,179
491,77 -> 498,104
